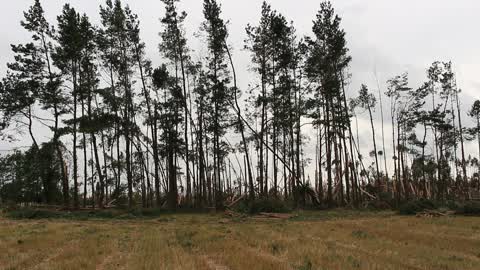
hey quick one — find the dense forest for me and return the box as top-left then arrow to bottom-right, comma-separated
1,0 -> 479,211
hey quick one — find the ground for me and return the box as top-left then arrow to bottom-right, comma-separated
0,210 -> 479,270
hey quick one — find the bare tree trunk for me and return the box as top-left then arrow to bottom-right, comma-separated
326,99 -> 333,207
134,44 -> 161,207
167,134 -> 177,210
374,71 -> 389,179
422,122 -> 428,198
198,107 -> 206,206
456,92 -> 467,191
318,125 -> 324,202
259,59 -> 267,197
90,140 -> 96,209
80,99 -> 88,208
224,43 -> 255,202
265,125 -> 269,196
342,130 -> 351,204
335,134 -> 344,204
72,62 -> 79,209
283,132 -> 287,199
477,116 -> 480,178
176,41 -> 191,206
391,108 -> 400,202
368,106 -> 381,184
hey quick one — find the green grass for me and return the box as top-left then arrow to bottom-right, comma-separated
4,207 -> 212,220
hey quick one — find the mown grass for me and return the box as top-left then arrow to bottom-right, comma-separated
0,210 -> 479,270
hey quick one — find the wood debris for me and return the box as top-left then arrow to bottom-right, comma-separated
255,212 -> 295,219
415,210 -> 454,218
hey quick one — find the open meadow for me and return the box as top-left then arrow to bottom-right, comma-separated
1,210 -> 479,270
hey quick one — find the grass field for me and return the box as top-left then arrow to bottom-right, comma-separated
0,210 -> 479,270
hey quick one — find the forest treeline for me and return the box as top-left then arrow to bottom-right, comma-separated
1,0 -> 479,210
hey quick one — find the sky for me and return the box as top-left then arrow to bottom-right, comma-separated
0,0 -> 479,177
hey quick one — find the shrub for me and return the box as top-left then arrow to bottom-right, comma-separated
127,207 -> 166,217
398,199 -> 437,215
365,200 -> 391,210
232,198 -> 251,213
6,209 -> 65,219
457,201 -> 480,216
247,198 -> 292,214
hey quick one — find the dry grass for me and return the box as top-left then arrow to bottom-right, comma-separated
1,210 -> 479,270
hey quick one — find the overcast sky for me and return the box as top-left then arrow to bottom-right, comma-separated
1,0 -> 479,174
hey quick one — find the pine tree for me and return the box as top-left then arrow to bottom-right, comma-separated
202,0 -> 234,209
125,6 -> 161,207
98,0 -> 123,194
192,68 -> 210,205
245,2 -> 273,197
17,0 -> 70,207
53,4 -> 82,209
153,65 -> 183,210
77,12 -> 112,209
305,1 -> 352,206
160,0 -> 191,209
98,0 -> 139,207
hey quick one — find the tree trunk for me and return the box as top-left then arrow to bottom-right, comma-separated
456,92 -> 467,191
72,63 -> 79,209
325,99 -> 333,207
224,43 -> 255,202
368,107 -> 381,184
134,44 -> 161,207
